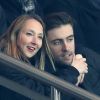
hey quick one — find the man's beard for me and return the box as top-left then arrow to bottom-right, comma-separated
54,59 -> 71,69
54,52 -> 74,69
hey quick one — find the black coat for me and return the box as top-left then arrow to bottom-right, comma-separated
0,46 -> 100,100
76,46 -> 100,96
46,46 -> 100,100
0,60 -> 45,100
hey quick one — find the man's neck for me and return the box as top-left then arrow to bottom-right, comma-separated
55,62 -> 70,69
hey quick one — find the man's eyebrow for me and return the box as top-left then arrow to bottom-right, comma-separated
67,34 -> 74,39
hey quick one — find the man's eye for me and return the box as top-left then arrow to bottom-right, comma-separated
53,40 -> 61,45
67,38 -> 74,42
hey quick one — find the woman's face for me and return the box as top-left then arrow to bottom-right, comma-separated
17,19 -> 43,58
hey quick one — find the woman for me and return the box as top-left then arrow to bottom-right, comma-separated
0,14 -> 45,69
0,14 -> 53,100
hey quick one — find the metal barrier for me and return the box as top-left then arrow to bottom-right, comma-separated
0,76 -> 50,100
0,52 -> 100,100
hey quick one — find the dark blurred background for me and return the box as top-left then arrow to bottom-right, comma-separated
0,0 -> 100,54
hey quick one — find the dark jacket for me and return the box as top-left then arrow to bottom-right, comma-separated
0,58 -> 45,100
46,46 -> 100,100
0,46 -> 100,100
64,46 -> 100,99
0,52 -> 80,100
76,46 -> 100,96
45,60 -> 80,100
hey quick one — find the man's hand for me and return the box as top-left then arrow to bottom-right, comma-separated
71,54 -> 88,86
71,54 -> 88,74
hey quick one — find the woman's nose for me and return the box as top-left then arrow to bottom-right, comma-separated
31,36 -> 38,45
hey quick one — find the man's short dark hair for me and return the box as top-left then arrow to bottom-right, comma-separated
45,12 -> 73,32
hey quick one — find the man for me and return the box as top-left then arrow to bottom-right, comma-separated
45,12 -> 100,99
42,0 -> 100,54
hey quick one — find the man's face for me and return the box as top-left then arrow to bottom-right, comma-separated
17,19 -> 43,58
47,24 -> 75,65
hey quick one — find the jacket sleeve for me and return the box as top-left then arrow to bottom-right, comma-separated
55,66 -> 79,84
82,47 -> 100,73
77,47 -> 100,96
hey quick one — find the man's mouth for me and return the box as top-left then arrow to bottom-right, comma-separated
62,52 -> 72,58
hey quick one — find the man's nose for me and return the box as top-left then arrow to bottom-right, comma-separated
62,42 -> 69,51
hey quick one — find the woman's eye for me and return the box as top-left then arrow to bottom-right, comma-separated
38,36 -> 43,40
26,32 -> 33,36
